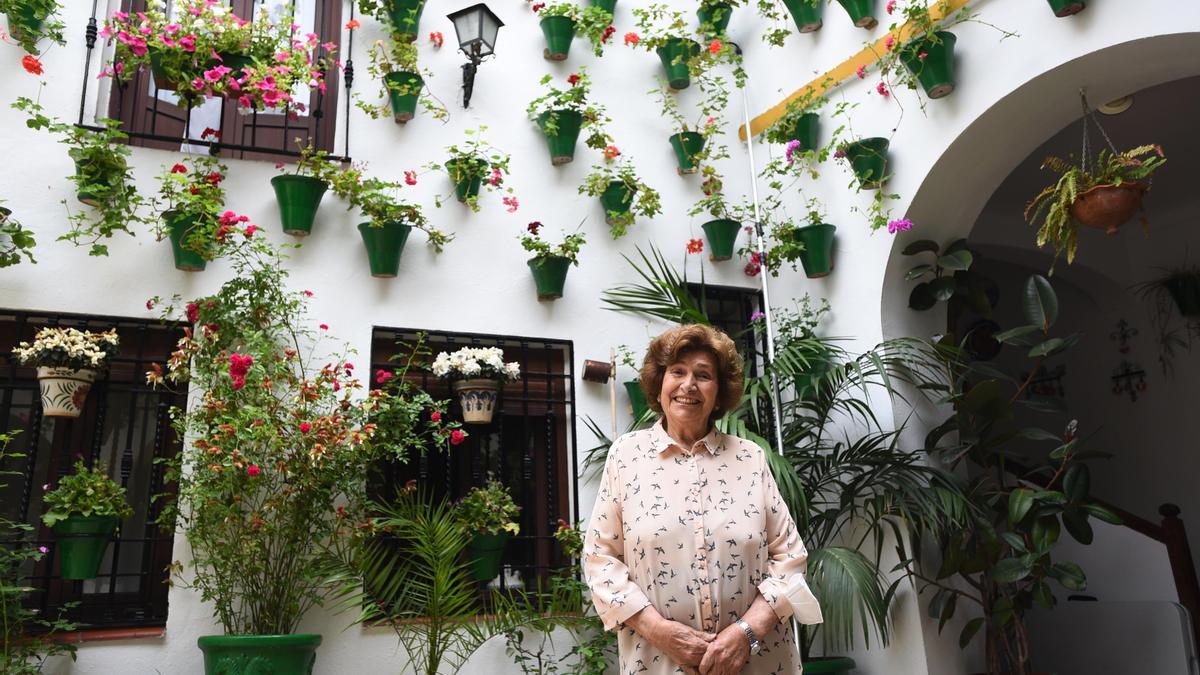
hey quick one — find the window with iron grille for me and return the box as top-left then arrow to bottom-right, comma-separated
368,327 -> 579,603
0,310 -> 187,629
688,282 -> 767,377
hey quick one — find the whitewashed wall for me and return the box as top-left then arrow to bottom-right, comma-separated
2,0 -> 1198,672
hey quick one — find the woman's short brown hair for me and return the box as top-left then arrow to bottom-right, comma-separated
640,324 -> 744,420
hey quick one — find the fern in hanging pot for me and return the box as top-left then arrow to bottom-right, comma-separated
578,152 -> 662,238
356,37 -> 446,125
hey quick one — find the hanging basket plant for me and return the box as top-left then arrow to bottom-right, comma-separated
783,0 -> 823,33
527,69 -> 613,167
155,155 -> 243,271
533,2 -> 612,60
793,222 -> 837,278
357,0 -> 427,41
429,127 -> 515,212
669,131 -> 706,174
520,222 -> 585,301
433,348 -> 521,425
591,0 -> 616,14
697,0 -> 736,39
756,0 -> 822,45
701,218 -> 742,261
357,220 -> 412,278
579,155 -> 663,238
357,39 -> 447,125
41,460 -> 132,580
1,0 -> 65,54
655,38 -> 699,90
1046,0 -> 1086,17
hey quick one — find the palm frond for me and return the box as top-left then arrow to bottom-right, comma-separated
600,245 -> 710,325
807,546 -> 891,653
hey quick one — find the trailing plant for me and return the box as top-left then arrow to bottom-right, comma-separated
357,37 -> 448,122
0,203 -> 37,268
755,199 -> 829,277
629,3 -> 744,83
0,0 -> 65,54
534,2 -> 615,56
520,221 -> 586,264
578,157 -> 662,237
276,141 -> 346,184
755,0 -> 818,46
426,127 -> 514,213
329,164 -> 451,252
155,155 -> 255,262
41,459 -> 133,528
1131,263 -> 1200,377
370,337 -> 469,460
526,69 -> 613,152
12,327 -> 119,371
356,0 -> 424,36
454,475 -> 521,536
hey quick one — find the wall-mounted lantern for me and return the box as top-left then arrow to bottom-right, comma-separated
446,3 -> 504,109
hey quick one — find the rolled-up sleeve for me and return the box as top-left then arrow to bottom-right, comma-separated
582,448 -> 652,631
756,450 -> 823,625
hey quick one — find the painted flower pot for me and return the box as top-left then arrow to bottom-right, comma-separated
669,131 -> 706,174
271,175 -> 328,236
387,0 -> 426,41
467,532 -> 509,581
787,112 -> 821,152
655,38 -> 699,91
782,0 -> 823,32
599,181 -> 635,225
36,367 -> 96,418
1046,0 -> 1086,17
697,2 -> 733,38
804,656 -> 857,674
528,256 -> 573,301
536,110 -> 584,166
900,31 -> 958,99
844,137 -> 890,189
1166,275 -> 1200,318
590,0 -> 617,14
164,210 -> 207,272
793,223 -> 836,278
835,0 -> 876,28
198,634 -> 322,675
625,380 -> 650,420
453,378 -> 501,424
1070,182 -> 1148,235
702,219 -> 741,262
384,71 -> 423,123
540,16 -> 576,61
445,158 -> 489,203
52,514 -> 118,580
357,221 -> 412,278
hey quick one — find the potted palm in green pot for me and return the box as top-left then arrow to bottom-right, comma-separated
526,69 -> 612,166
534,1 -> 613,60
356,37 -> 447,125
454,477 -> 522,582
271,144 -> 343,237
578,155 -> 663,238
428,127 -> 514,212
520,221 -> 586,301
41,460 -> 133,580
12,327 -> 119,418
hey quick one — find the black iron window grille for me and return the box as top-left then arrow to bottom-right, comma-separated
0,309 -> 187,629
79,0 -> 355,162
369,326 -> 579,604
688,282 -> 767,377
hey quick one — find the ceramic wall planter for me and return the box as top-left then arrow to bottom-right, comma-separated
357,221 -> 412,278
1046,0 -> 1086,17
590,0 -> 617,13
445,158 -> 488,202
669,131 -> 706,174
271,175 -> 328,236
599,181 -> 635,225
835,0 -> 876,28
900,31 -> 958,99
1070,182 -> 1148,235
387,0 -> 426,40
164,210 -> 207,272
786,113 -> 821,152
540,16 -> 576,60
697,2 -> 733,38
702,219 -> 741,261
528,256 -> 572,300
782,0 -> 823,32
536,110 -> 584,166
793,223 -> 836,278
384,71 -> 423,123
36,367 -> 97,418
655,38 -> 699,90
198,634 -> 322,675
52,514 -> 118,579
467,532 -> 509,581
844,137 -> 890,189
453,378 -> 501,424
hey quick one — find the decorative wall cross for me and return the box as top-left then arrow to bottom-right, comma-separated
1109,319 -> 1138,354
1111,360 -> 1148,402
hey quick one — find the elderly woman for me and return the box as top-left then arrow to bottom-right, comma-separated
584,324 -> 822,675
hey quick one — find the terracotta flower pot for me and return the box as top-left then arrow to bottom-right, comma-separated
1070,182 -> 1148,235
540,16 -> 576,61
899,30 -> 958,99
384,71 -> 423,123
36,367 -> 96,418
528,256 -> 572,300
1046,0 -> 1086,17
271,175 -> 328,236
702,219 -> 741,262
453,378 -> 501,424
52,514 -> 118,579
198,634 -> 322,675
782,0 -> 823,32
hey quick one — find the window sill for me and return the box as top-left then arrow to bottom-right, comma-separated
50,626 -> 166,644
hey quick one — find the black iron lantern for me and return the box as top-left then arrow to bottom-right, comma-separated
446,3 -> 504,108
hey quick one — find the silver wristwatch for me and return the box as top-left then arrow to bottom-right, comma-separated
735,618 -> 762,655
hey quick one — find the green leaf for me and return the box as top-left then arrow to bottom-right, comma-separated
909,282 -> 936,311
1083,503 -> 1122,525
991,556 -> 1033,583
1063,508 -> 1094,544
902,239 -> 940,256
1031,515 -> 1061,553
936,250 -> 974,272
994,325 -> 1042,345
1063,464 -> 1090,501
1017,427 -> 1061,442
1027,337 -> 1066,357
930,276 -> 957,302
1023,275 -> 1058,330
1032,581 -> 1056,609
906,264 -> 934,281
958,617 -> 984,648
1051,561 -> 1087,591
1000,532 -> 1027,553
1008,488 -> 1035,526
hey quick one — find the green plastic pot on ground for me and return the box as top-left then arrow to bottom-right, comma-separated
384,71 -> 423,123
625,380 -> 650,420
669,131 -> 706,174
697,2 -> 733,38
835,0 -> 876,28
198,634 -> 322,675
590,0 -> 616,14
844,137 -> 890,189
599,181 -> 635,225
357,221 -> 412,278
782,0 -> 823,32
793,223 -> 836,278
655,38 -> 699,91
702,219 -> 741,262
271,175 -> 328,236
900,31 -> 958,99
528,256 -> 572,300
536,110 -> 583,166
803,656 -> 857,674
446,158 -> 488,203
786,112 -> 821,152
1166,275 -> 1200,318
540,16 -> 576,61
467,533 -> 509,581
52,515 -> 118,580
387,0 -> 426,40
165,210 -> 207,272
1046,0 -> 1086,17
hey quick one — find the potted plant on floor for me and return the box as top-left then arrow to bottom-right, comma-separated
41,460 -> 133,580
533,1 -> 614,60
428,126 -> 514,213
432,346 -> 521,425
357,37 -> 447,125
358,0 -> 427,41
756,0 -> 824,45
526,69 -> 612,166
578,153 -> 662,238
13,327 -> 119,418
0,0 -> 64,54
454,476 -> 521,582
271,143 -> 344,237
520,221 -> 586,301
1025,144 -> 1166,267
154,155 -> 246,271
0,202 -> 37,269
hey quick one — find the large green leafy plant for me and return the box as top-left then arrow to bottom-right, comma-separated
41,460 -> 133,527
0,0 -> 64,54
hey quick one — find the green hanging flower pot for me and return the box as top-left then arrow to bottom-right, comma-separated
357,221 -> 412,278
467,532 -> 510,581
536,109 -> 584,166
625,380 -> 650,420
793,223 -> 836,278
164,210 -> 207,272
900,31 -> 958,99
217,51 -> 254,85
599,181 -> 635,225
787,112 -> 821,152
540,16 -> 576,61
781,0 -> 823,32
697,2 -> 733,38
445,158 -> 488,203
590,0 -> 617,14
52,515 -> 118,580
1046,0 -> 1086,17
68,150 -> 104,207
198,634 -> 322,675
387,0 -> 426,41
803,657 -> 857,675
6,6 -> 45,47
1166,275 -> 1200,318
669,131 -> 706,174
147,48 -> 180,91
835,0 -> 876,28
384,71 -> 423,123
655,38 -> 699,91
702,219 -> 741,262
844,137 -> 890,189
528,256 -> 572,300
271,175 -> 328,236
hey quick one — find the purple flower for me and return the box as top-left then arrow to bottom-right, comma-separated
750,311 -> 766,321
38,546 -> 48,554
785,139 -> 802,164
887,218 -> 913,234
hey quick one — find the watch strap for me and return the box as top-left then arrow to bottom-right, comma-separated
735,618 -> 762,655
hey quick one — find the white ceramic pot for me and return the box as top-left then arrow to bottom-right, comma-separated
36,367 -> 97,418
452,378 -> 501,425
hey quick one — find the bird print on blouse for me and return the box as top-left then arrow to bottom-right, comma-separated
584,421 -> 823,675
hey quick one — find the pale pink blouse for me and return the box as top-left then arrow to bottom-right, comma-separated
583,421 -> 823,674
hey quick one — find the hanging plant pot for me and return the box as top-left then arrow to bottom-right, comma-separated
198,634 -> 322,675
528,256 -> 573,300
387,0 -> 426,41
803,657 -> 857,674
217,51 -> 254,85
445,158 -> 488,203
6,7 -> 45,45
536,110 -> 584,166
844,137 -> 890,189
52,515 -> 118,579
669,131 -> 706,174
36,367 -> 96,418
147,48 -> 180,91
900,31 -> 958,99
835,0 -> 876,28
590,0 -> 617,14
793,223 -> 836,278
68,150 -> 106,207
702,219 -> 741,262
697,2 -> 733,38
1046,0 -> 1086,17
164,210 -> 207,272
467,532 -> 510,581
271,175 -> 328,236
540,16 -> 576,61
781,0 -> 823,32
655,38 -> 699,91
1165,275 -> 1200,318
452,378 -> 501,424
787,112 -> 821,152
357,221 -> 412,278
624,380 -> 650,420
384,71 -> 424,124
599,181 -> 635,225
1070,182 -> 1148,235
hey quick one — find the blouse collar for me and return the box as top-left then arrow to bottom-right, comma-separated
648,418 -> 725,457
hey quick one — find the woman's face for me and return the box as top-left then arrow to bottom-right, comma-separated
658,349 -> 720,430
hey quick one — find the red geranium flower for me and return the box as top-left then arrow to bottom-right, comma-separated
246,465 -> 261,477
708,39 -> 722,54
375,369 -> 393,384
526,221 -> 542,235
21,55 -> 43,75
623,32 -> 639,46
186,302 -> 199,324
686,239 -> 704,255
430,411 -> 441,422
345,19 -> 361,30
299,421 -> 312,433
429,31 -> 444,48
171,163 -> 188,174
567,73 -> 580,86
450,429 -> 466,446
